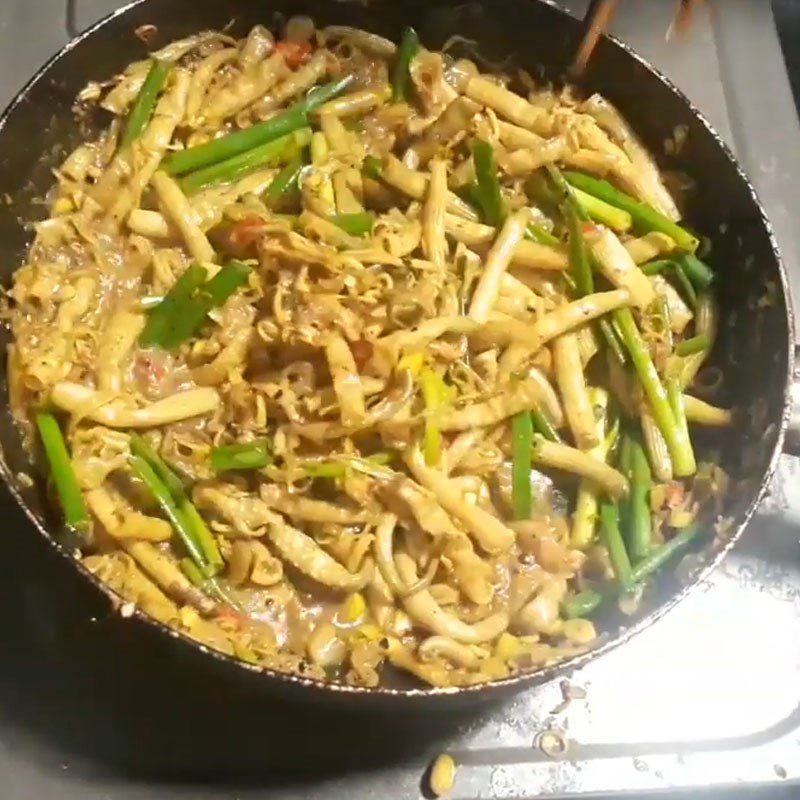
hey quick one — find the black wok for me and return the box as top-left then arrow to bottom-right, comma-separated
0,0 -> 792,708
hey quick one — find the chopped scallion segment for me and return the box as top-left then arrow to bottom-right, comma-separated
211,440 -> 272,472
330,212 -> 375,237
36,412 -> 88,530
140,261 -> 251,350
120,59 -> 171,149
472,140 -> 506,227
391,27 -> 420,103
563,171 -> 699,252
163,75 -> 354,175
512,412 -> 534,519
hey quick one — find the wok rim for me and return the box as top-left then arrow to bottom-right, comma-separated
0,0 -> 793,701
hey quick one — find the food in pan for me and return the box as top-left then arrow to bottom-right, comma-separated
6,20 -> 731,687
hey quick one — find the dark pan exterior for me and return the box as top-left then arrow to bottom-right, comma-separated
0,0 -> 792,707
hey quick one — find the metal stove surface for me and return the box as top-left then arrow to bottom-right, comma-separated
1,2 -> 800,798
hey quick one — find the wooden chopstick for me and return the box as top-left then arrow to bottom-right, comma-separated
572,0 -> 621,75
573,0 -> 701,75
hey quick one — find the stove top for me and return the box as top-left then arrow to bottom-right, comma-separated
2,2 -> 800,798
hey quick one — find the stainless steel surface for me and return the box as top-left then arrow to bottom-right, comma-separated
1,1 -> 799,797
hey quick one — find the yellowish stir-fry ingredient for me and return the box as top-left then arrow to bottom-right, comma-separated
7,20 -> 731,688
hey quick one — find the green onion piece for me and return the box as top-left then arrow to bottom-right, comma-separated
530,404 -> 561,443
614,308 -> 696,477
671,261 -> 697,309
362,155 -> 383,182
570,185 -> 633,232
472,140 -> 506,227
36,412 -> 88,530
120,59 -> 171,150
599,501 -> 635,592
180,128 -> 311,195
163,75 -> 354,176
666,376 -> 692,451
129,433 -> 185,498
391,27 -> 420,103
511,412 -> 534,520
140,264 -> 207,348
204,260 -> 251,304
562,590 -> 604,619
210,439 -> 272,472
525,223 -> 560,246
675,252 -> 714,289
330,212 -> 374,237
155,275 -> 238,350
180,558 -> 241,609
302,76 -> 357,110
455,180 -> 484,215
565,199 -> 593,296
641,258 -> 675,276
420,368 -> 450,466
130,455 -> 209,569
142,261 -> 250,350
545,164 -> 585,216
616,431 -> 633,538
599,318 -> 627,366
130,434 -> 222,571
632,524 -> 703,579
304,462 -> 351,479
563,525 -> 704,618
180,557 -> 206,588
181,502 -> 223,574
525,171 -> 562,218
562,171 -> 699,252
628,438 -> 652,561
265,153 -> 305,209
675,334 -> 710,357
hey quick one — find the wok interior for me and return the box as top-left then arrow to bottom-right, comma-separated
0,0 -> 789,695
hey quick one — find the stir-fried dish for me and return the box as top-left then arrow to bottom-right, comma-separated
6,20 -> 731,688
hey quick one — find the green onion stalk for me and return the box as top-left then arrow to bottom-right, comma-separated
163,75 -> 354,176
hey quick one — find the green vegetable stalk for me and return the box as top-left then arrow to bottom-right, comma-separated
569,185 -> 632,232
675,252 -> 714,289
330,212 -> 375,237
565,196 -> 593,296
472,140 -> 506,227
211,440 -> 272,472
36,412 -> 88,530
420,368 -> 451,466
391,27 -> 420,103
614,308 -> 696,477
130,434 -> 222,572
628,438 -> 652,561
180,128 -> 311,194
641,259 -> 675,276
265,153 -> 306,209
163,75 -> 354,176
530,404 -> 562,443
563,524 -> 704,618
130,455 -> 209,570
140,261 -> 251,350
511,412 -> 534,520
525,223 -> 560,247
563,171 -> 699,252
675,334 -> 710,357
599,501 -> 635,592
120,59 -> 171,149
